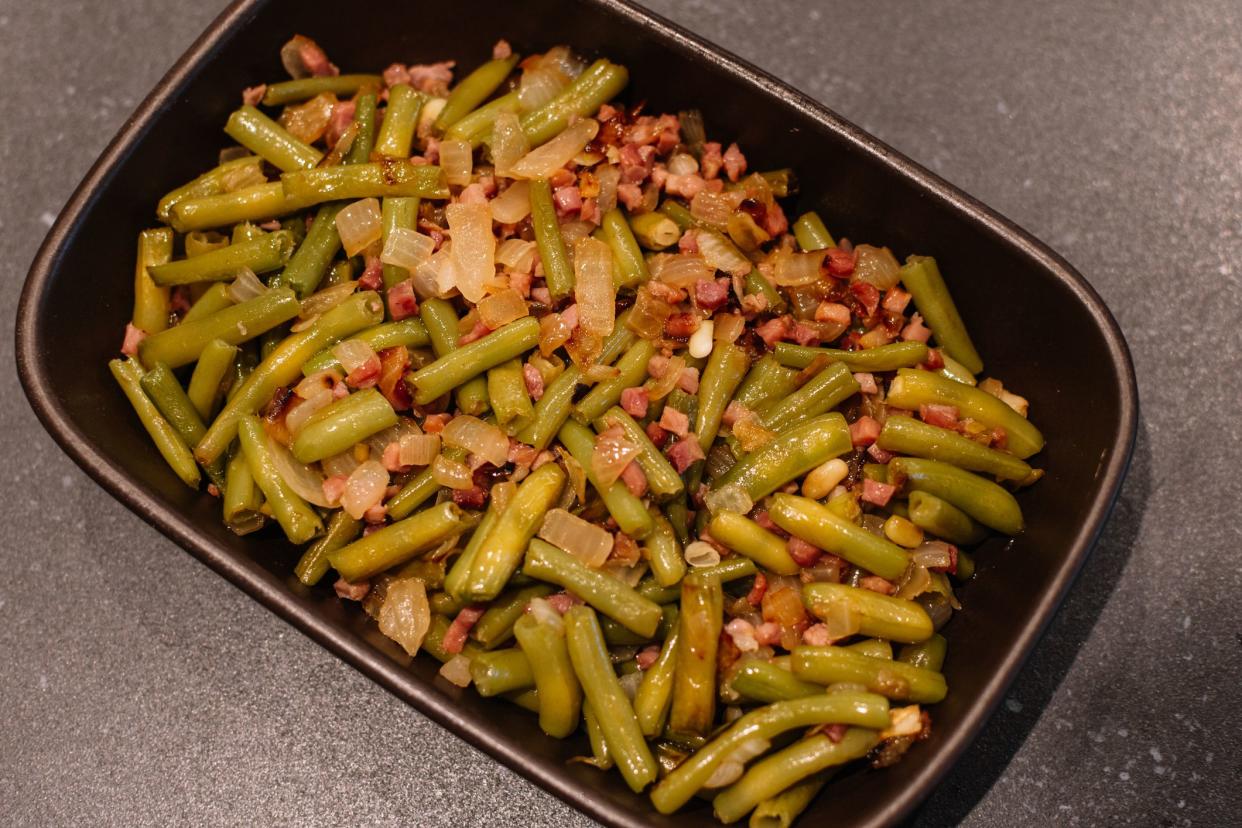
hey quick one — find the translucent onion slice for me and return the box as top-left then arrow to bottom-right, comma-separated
285,387 -> 334,435
322,449 -> 360,479
713,313 -> 745,343
378,577 -> 431,657
912,542 -> 955,571
559,219 -> 595,251
572,236 -> 615,338
335,198 -> 383,257
341,459 -> 389,519
697,230 -> 752,277
225,267 -> 268,303
667,152 -> 700,176
527,596 -> 565,630
773,249 -> 827,287
300,280 -> 358,319
591,427 -> 640,486
495,237 -> 537,272
539,45 -> 587,80
267,435 -> 333,507
432,454 -> 474,490
652,253 -> 712,288
490,110 -> 530,177
555,446 -> 588,506
441,415 -> 509,467
220,161 -> 267,192
446,204 -> 494,303
509,118 -> 600,178
519,65 -> 571,111
294,370 -> 340,399
645,355 -> 685,401
852,244 -> 902,290
626,285 -> 673,341
381,227 -> 436,271
539,313 -> 574,356
489,180 -> 532,224
684,540 -> 721,568
438,138 -> 473,187
818,598 -> 862,641
438,654 -> 473,687
477,287 -> 529,329
399,433 -> 440,466
595,164 -> 620,215
539,508 -> 614,568
702,483 -> 753,516
332,338 -> 378,374
689,191 -> 737,230
279,92 -> 336,143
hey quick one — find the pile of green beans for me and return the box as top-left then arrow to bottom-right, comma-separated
108,33 -> 1047,828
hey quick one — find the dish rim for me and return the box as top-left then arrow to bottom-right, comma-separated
14,0 -> 1139,825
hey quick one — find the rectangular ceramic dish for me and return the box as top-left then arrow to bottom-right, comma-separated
15,0 -> 1138,824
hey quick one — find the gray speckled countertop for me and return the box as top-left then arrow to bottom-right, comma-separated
2,1 -> 1239,825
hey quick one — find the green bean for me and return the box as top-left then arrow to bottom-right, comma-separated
890,456 -> 1023,535
713,728 -> 878,824
410,316 -> 540,406
748,771 -> 829,828
435,54 -> 519,132
757,169 -> 796,198
600,604 -> 677,646
429,591 -> 466,617
237,416 -> 322,543
281,162 -> 449,205
225,105 -> 323,172
601,207 -> 649,288
526,177 -> 574,299
412,298 -> 488,414
735,354 -> 800,410
344,91 -> 379,165
422,613 -> 484,663
196,292 -> 384,465
301,319 -> 430,375
791,211 -> 835,251
900,255 -> 983,374
379,196 -> 420,288
324,259 -> 354,287
444,90 -> 520,146
139,287 -> 300,370
181,283 -> 233,323
384,447 -> 461,523
594,408 -> 684,500
261,74 -> 382,106
170,182 -> 313,233
523,539 -> 663,637
487,358 -> 534,426
574,339 -> 658,423
773,341 -> 930,373
558,420 -> 654,539
899,633 -> 948,672
730,660 -> 822,704
157,156 -> 266,225
878,415 -> 1034,482
470,648 -> 534,696
886,369 -> 1043,459
222,448 -> 264,535
768,494 -> 909,581
708,512 -> 800,576
132,228 -> 173,333
520,59 -> 629,147
139,362 -> 224,488
713,413 -> 852,501
792,646 -> 947,703
696,343 -> 750,451
637,557 -> 756,604
758,361 -> 859,434
471,583 -> 556,649
461,463 -> 565,601
259,322 -> 289,361
109,359 -> 200,488
668,572 -> 722,737
275,203 -> 344,297
516,366 -> 580,450
643,508 -> 687,588
374,84 -> 425,158
632,617 -> 681,738
659,199 -> 697,232
290,387 -> 398,463
649,692 -> 891,814
802,583 -> 934,644
295,510 -> 362,586
512,610 -> 581,738
441,486 -> 500,599
328,501 -> 467,582
147,231 -> 294,286
564,606 -> 658,792
848,638 -> 894,660
582,701 -> 614,769
938,352 -> 977,386
183,230 -> 236,258
231,222 -> 266,244
744,269 -> 786,312
186,339 -> 239,420
628,212 -> 681,251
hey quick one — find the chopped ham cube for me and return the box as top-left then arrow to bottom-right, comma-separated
666,436 -> 705,473
676,367 -> 700,394
619,461 -> 648,497
664,173 -> 708,199
358,254 -> 384,290
699,142 -> 723,179
867,443 -> 895,463
722,142 -> 747,182
406,61 -> 455,95
523,363 -> 544,400
387,279 -> 419,320
636,645 -> 662,670
553,185 -> 582,217
334,577 -> 370,601
645,421 -> 670,448
802,623 -> 833,646
882,287 -> 912,314
858,575 -> 896,595
902,312 -> 932,343
346,354 -> 382,389
492,39 -> 512,60
322,474 -> 349,506
754,621 -> 782,646
242,84 -> 266,106
786,536 -> 822,567
545,592 -> 583,614
747,571 -> 768,606
658,406 -> 690,438
422,413 -> 451,433
756,315 -> 794,347
620,386 -> 649,418
850,415 -> 881,446
855,372 -> 879,395
443,605 -> 486,655
825,247 -> 855,278
919,403 -> 960,429
457,320 -> 491,346
861,479 -> 896,507
815,302 -> 852,326
694,277 -> 731,311
120,323 -> 146,357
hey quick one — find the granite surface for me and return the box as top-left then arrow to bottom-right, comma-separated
2,0 -> 1239,825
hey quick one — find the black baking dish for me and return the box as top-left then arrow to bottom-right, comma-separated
15,0 -> 1138,825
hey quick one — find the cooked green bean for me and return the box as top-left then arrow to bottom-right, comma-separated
276,202 -> 345,297
301,319 -> 430,375
744,269 -> 786,312
748,771 -> 829,828
147,231 -> 294,286
295,509 -> 362,586
637,557 -> 756,604
470,648 -> 534,696
558,419 -> 654,539
487,358 -> 534,426
601,603 -> 677,646
696,342 -> 750,450
444,90 -> 521,146
157,156 -> 266,225
225,105 -> 323,172
516,366 -> 580,450
594,408 -> 684,500
582,700 -> 614,769
899,633 -> 948,672
848,638 -> 894,660
713,728 -> 879,824
417,298 -> 489,415
222,448 -> 264,535
512,609 -> 582,738
196,291 -> 384,465
523,539 -> 663,637
791,211 -> 835,251
900,255 -> 983,374
520,59 -> 629,146
529,177 -> 575,299
659,199 -> 697,231
730,660 -> 822,704
792,646 -> 947,703
379,196 -> 419,288
237,415 -> 322,543
713,413 -> 852,501
328,501 -> 467,582
374,84 -> 424,158
890,456 -> 1024,535
938,352 -> 978,386
139,287 -> 300,369
886,368 -> 1044,459
139,362 -> 224,488
462,463 -> 565,601
574,339 -> 658,423
181,283 -> 233,323
707,511 -> 800,576
628,212 -> 681,250
773,341 -> 930,373
472,583 -> 556,649
564,606 -> 658,793
650,692 -> 891,814
735,354 -> 800,410
186,339 -> 238,420
803,583 -> 934,644
601,207 -> 649,288
633,618 -> 681,738
170,182 -> 313,233
281,162 -> 449,205
643,507 -> 687,588
435,54 -> 519,132
758,361 -> 859,434
132,228 -> 173,333
290,387 -> 398,463
441,490 -> 501,600
878,414 -> 1034,482
668,572 -> 722,737
422,613 -> 484,663
768,493 -> 910,581
410,316 -> 540,406
261,74 -> 382,106
109,359 -> 201,488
